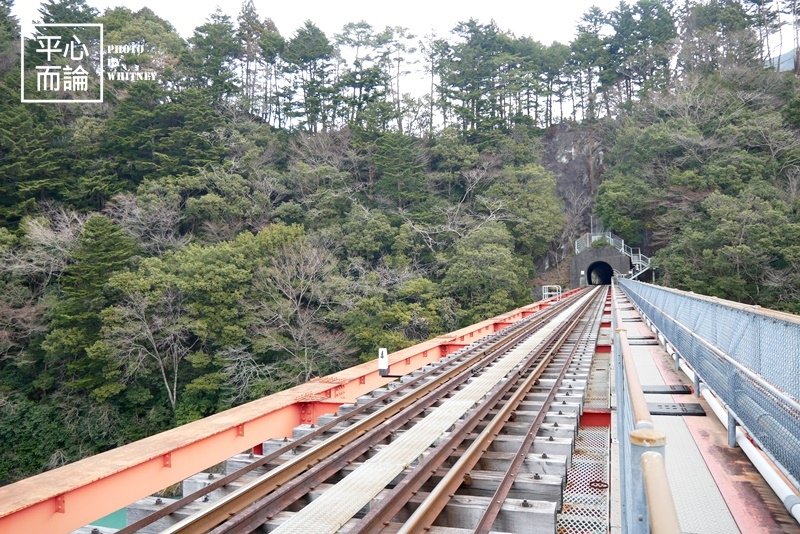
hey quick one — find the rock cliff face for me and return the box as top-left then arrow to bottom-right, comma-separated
540,123 -> 607,253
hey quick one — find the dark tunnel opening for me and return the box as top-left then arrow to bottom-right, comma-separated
587,261 -> 613,285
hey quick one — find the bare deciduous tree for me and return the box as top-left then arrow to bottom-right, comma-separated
103,290 -> 194,411
45,449 -> 68,470
105,193 -> 189,254
251,240 -> 354,383
220,346 -> 275,403
0,204 -> 87,290
742,111 -> 800,175
460,153 -> 501,202
554,188 -> 593,268
784,166 -> 800,205
289,128 -> 359,175
0,298 -> 46,362
397,194 -> 514,255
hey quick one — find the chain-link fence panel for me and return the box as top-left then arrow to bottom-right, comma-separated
618,279 -> 800,487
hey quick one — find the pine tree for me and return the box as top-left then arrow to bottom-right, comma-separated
42,215 -> 136,394
282,21 -> 334,131
237,0 -> 264,113
373,131 -> 426,207
183,9 -> 243,104
0,79 -> 68,225
0,0 -> 17,58
101,82 -> 225,186
38,0 -> 98,24
37,0 -> 99,47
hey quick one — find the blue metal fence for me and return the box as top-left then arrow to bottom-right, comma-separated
618,279 -> 800,488
613,295 -> 639,531
613,286 -> 680,534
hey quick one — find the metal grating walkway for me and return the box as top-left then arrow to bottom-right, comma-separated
557,426 -> 610,534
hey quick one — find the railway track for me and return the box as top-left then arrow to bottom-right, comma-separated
125,286 -> 606,534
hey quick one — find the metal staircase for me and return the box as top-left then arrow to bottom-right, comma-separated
574,231 -> 651,280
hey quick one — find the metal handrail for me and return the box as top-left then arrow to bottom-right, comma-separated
612,281 -> 681,534
619,278 -> 800,524
618,326 -> 653,429
641,452 -> 682,534
618,278 -> 800,489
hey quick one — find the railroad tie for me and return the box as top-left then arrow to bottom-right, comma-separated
272,292 -> 595,534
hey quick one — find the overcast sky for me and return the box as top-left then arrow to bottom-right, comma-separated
15,0 -> 620,44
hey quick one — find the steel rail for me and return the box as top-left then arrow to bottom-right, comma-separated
473,287 -> 605,532
165,290 -> 588,534
202,296 -> 581,534
127,291 -> 583,534
119,310 -> 529,534
210,349 -> 486,534
398,288 -> 602,534
349,287 -> 603,533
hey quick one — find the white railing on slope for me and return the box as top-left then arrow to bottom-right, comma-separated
575,231 -> 651,279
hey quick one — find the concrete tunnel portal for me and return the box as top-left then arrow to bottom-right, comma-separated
570,245 -> 631,287
586,261 -> 614,285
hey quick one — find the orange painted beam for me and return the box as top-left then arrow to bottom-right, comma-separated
0,290 -> 582,533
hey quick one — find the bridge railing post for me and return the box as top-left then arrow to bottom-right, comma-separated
629,428 -> 666,532
613,305 -> 634,529
640,448 -> 682,534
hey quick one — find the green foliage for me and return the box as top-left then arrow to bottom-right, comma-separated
442,223 -> 529,324
102,84 -> 225,188
41,215 -> 136,395
283,21 -> 335,131
0,394 -> 113,483
596,173 -> 651,245
0,0 -> 17,66
485,164 -> 564,272
0,77 -> 71,224
373,132 -> 427,206
100,7 -> 184,53
38,0 -> 98,24
655,185 -> 800,307
344,278 -> 458,359
597,67 -> 800,309
679,0 -> 759,73
3,0 -> 800,486
782,95 -> 800,128
341,209 -> 397,263
183,10 -> 242,102
89,224 -> 303,417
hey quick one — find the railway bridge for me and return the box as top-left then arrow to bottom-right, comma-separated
0,278 -> 798,533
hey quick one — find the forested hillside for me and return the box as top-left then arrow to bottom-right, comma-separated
1,0 -> 799,482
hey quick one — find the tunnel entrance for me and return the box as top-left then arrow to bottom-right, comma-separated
570,245 -> 630,287
587,261 -> 613,285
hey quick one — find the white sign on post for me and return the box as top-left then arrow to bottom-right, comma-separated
378,347 -> 389,377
